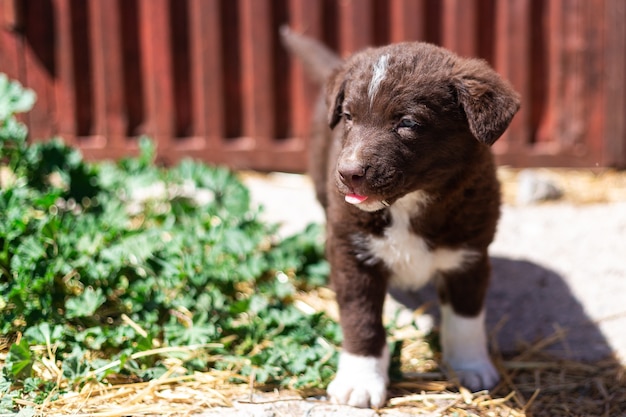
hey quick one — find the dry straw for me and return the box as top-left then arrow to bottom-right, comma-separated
7,316 -> 624,417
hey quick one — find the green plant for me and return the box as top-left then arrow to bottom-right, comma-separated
0,74 -> 34,180
0,74 -> 336,413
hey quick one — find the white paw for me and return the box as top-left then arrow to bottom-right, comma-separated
440,305 -> 500,391
448,356 -> 500,391
327,346 -> 390,408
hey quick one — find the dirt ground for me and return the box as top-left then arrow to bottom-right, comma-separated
194,168 -> 626,417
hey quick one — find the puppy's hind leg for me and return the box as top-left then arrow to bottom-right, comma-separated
437,254 -> 499,391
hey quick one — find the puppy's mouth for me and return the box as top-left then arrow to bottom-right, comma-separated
345,192 -> 390,207
339,183 -> 399,211
336,163 -> 401,211
345,193 -> 369,205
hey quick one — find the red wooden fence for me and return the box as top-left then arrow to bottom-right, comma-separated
1,0 -> 625,171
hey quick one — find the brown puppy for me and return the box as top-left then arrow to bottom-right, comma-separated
281,28 -> 520,409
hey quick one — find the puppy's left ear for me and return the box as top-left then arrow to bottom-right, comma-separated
453,59 -> 521,145
325,67 -> 347,129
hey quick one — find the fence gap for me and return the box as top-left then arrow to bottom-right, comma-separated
272,0 -> 290,140
220,0 -> 242,140
529,0 -> 548,144
476,0 -> 496,64
321,0 -> 339,53
372,0 -> 390,46
423,0 -> 442,45
119,0 -> 144,138
68,0 -> 92,137
23,0 -> 56,140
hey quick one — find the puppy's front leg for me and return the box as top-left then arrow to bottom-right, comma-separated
438,254 -> 499,391
327,250 -> 390,408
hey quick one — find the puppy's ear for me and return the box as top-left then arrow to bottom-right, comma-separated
326,68 -> 347,129
454,59 -> 521,145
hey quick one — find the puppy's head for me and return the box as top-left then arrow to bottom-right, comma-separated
325,43 -> 520,212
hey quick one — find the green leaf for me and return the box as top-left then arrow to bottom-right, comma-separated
137,135 -> 156,167
23,322 -> 64,345
0,73 -> 36,120
74,327 -> 108,350
0,375 -> 11,394
62,346 -> 90,381
65,287 -> 106,319
0,379 -> 17,413
16,406 -> 36,417
6,340 -> 34,380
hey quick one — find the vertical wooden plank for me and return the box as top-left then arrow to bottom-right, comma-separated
558,0 -> 586,151
580,0 -> 606,164
1,0 -> 19,29
441,0 -> 478,57
240,0 -> 274,144
534,0 -> 561,147
492,0 -> 531,155
553,0 -> 604,162
138,0 -> 174,145
605,0 -> 626,167
52,0 -> 76,142
287,0 -> 323,143
0,0 -> 27,133
337,0 -> 374,55
389,0 -> 426,42
188,0 -> 223,147
0,35 -> 21,86
0,0 -> 22,82
89,0 -> 126,147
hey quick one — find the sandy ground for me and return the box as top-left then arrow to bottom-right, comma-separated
197,169 -> 626,416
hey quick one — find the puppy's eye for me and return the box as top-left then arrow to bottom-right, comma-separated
343,112 -> 353,121
398,118 -> 419,129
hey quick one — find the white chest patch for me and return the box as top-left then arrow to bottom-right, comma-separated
365,191 -> 480,291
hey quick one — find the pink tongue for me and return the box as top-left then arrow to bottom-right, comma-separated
345,193 -> 369,204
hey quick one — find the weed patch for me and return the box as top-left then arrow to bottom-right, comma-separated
0,75 -> 337,413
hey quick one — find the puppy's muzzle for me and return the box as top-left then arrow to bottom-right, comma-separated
337,162 -> 391,207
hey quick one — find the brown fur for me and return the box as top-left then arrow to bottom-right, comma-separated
281,27 -> 520,366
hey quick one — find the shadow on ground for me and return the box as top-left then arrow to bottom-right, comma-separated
388,256 -> 626,415
487,256 -> 613,361
390,256 -> 613,361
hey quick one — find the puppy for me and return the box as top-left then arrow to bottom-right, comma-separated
281,28 -> 520,408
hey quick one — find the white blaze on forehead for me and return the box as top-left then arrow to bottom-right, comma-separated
368,54 -> 389,106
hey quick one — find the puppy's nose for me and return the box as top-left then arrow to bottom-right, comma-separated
338,162 -> 367,188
